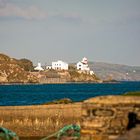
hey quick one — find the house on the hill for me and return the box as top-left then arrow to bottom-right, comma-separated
46,66 -> 52,70
34,63 -> 44,71
77,57 -> 94,75
77,57 -> 90,71
52,60 -> 68,70
77,61 -> 90,71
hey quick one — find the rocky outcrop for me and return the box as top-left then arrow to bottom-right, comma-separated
37,70 -> 101,83
68,70 -> 100,83
81,96 -> 140,139
0,53 -> 38,83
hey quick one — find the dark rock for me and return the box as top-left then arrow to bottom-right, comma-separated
43,98 -> 73,105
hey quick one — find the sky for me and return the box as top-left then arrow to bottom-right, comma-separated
0,0 -> 140,66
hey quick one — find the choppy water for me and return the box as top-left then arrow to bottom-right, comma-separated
0,82 -> 140,106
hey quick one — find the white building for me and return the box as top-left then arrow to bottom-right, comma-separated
34,63 -> 44,71
46,66 -> 52,70
52,60 -> 68,70
77,57 -> 94,75
77,57 -> 90,71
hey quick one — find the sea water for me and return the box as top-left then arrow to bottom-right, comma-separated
0,82 -> 140,106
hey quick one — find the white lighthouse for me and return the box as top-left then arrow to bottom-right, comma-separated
76,57 -> 94,75
34,63 -> 44,71
76,57 -> 90,71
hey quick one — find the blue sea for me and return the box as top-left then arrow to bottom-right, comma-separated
0,82 -> 140,106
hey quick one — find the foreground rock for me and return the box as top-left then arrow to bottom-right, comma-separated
117,125 -> 140,140
81,96 -> 140,139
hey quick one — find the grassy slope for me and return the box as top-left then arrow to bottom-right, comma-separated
0,103 -> 81,137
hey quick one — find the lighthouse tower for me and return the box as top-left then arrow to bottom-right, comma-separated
81,57 -> 88,64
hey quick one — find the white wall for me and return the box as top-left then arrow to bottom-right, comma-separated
52,60 -> 68,70
77,62 -> 90,71
34,63 -> 44,71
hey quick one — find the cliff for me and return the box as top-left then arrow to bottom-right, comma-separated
37,69 -> 100,83
0,53 -> 38,83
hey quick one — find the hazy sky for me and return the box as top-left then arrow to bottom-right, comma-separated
0,0 -> 140,66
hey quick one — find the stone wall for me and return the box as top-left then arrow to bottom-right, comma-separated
81,96 -> 140,139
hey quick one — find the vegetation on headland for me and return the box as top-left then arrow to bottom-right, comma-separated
0,53 -> 38,83
68,64 -> 98,81
123,91 -> 140,96
68,70 -> 100,82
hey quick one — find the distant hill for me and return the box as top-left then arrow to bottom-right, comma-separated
89,62 -> 140,81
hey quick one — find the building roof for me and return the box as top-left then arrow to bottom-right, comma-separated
81,57 -> 88,64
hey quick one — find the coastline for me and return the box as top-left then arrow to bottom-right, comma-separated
0,80 -> 124,85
